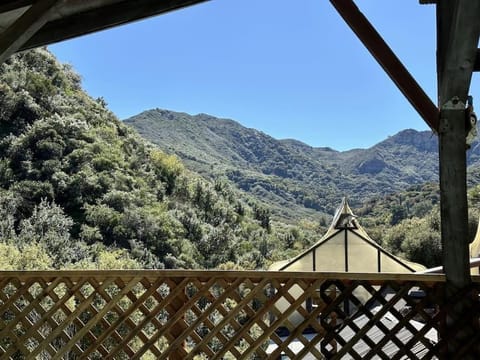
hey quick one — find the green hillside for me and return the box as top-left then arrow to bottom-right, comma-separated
125,109 -> 480,223
0,49 -> 324,270
3,49 -> 479,271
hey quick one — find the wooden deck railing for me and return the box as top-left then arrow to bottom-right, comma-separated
0,270 -> 478,359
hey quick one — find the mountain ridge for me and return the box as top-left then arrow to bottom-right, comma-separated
0,49 -> 333,270
125,108 -> 480,221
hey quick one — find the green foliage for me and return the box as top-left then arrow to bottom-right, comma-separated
71,246 -> 142,270
124,109 -> 480,225
0,49 -> 324,270
383,209 -> 442,268
4,48 -> 480,273
0,242 -> 53,270
150,149 -> 184,194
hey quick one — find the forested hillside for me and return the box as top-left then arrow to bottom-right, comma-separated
0,49 -> 324,270
125,109 -> 480,223
2,49 -> 479,271
125,109 -> 480,269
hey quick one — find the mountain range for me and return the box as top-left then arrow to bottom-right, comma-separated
0,48 -> 469,270
125,108 -> 480,222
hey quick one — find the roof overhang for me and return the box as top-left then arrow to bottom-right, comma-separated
0,0 -> 209,63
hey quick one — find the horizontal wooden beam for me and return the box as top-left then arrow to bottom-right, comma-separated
330,0 -> 439,133
0,0 -> 58,64
20,0 -> 210,51
0,269 -> 455,283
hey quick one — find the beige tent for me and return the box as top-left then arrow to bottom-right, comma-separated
269,198 -> 425,328
469,219 -> 480,275
270,198 -> 425,273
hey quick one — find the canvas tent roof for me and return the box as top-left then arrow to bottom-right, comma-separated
270,198 -> 425,273
469,219 -> 480,275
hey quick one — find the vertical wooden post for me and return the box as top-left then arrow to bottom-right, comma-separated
438,100 -> 475,358
438,99 -> 470,288
435,1 -> 480,356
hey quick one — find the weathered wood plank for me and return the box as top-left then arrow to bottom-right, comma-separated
0,269 -> 454,282
436,2 -> 480,356
438,102 -> 470,287
437,0 -> 480,105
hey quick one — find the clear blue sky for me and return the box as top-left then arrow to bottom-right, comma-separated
49,0 -> 476,151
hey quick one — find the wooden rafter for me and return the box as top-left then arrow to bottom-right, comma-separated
330,0 -> 440,133
0,0 -> 210,64
474,49 -> 480,72
0,1 -> 33,15
20,0 -> 210,51
0,0 -> 59,64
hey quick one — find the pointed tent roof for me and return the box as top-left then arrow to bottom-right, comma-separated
270,198 -> 425,273
321,196 -> 371,240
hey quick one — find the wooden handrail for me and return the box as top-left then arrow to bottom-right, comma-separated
0,269 -> 466,282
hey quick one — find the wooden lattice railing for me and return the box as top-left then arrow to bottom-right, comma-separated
0,271 -> 478,359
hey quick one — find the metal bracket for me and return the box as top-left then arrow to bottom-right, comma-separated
439,96 -> 478,147
439,97 -> 463,133
441,96 -> 466,110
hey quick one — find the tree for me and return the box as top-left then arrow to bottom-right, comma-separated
384,209 -> 442,268
18,199 -> 84,266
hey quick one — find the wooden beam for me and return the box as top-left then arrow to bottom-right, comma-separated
438,0 -> 480,105
20,0 -> 210,51
437,0 -> 480,287
474,49 -> 480,72
0,0 -> 59,64
436,1 -> 480,356
438,99 -> 470,287
330,0 -> 439,133
0,1 -> 33,14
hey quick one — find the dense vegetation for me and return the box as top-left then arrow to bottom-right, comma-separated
125,109 -> 480,223
124,109 -> 480,268
1,48 -> 479,271
0,49 -> 325,270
